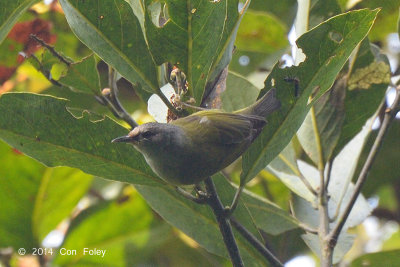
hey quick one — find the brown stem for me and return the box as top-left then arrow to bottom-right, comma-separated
328,87 -> 400,250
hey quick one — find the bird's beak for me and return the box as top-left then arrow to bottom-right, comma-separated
111,135 -> 132,143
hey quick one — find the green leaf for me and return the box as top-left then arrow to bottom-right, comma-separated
241,9 -> 379,184
297,76 -> 346,166
229,9 -> 289,76
361,120 -> 400,196
33,167 -> 93,242
350,250 -> 400,267
309,0 -> 342,28
334,40 -> 390,155
221,71 -> 259,112
0,0 -> 39,44
0,141 -> 92,251
267,142 -> 318,202
248,0 -> 297,27
0,141 -> 44,251
136,176 -> 271,266
241,189 -> 299,235
141,0 -> 247,103
0,93 -> 161,186
302,232 -> 355,264
58,55 -> 101,94
54,189 -> 171,267
235,10 -> 288,54
59,0 -> 158,93
356,0 -> 400,41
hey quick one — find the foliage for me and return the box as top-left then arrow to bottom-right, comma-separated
0,0 -> 399,266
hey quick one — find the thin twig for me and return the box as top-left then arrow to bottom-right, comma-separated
230,217 -> 284,267
289,197 -> 318,234
328,86 -> 400,248
106,68 -> 138,128
299,172 -> 318,196
30,34 -> 72,66
324,159 -> 333,192
277,154 -> 317,196
28,36 -> 138,129
310,105 -> 333,267
225,185 -> 244,217
204,177 -> 244,267
28,54 -> 62,86
175,186 -> 207,204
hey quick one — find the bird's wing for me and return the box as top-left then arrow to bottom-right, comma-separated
171,110 -> 266,145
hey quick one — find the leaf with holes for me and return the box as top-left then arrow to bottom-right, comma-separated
241,9 -> 379,184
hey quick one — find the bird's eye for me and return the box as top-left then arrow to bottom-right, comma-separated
141,131 -> 155,139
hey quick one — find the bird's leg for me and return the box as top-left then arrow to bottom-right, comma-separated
175,186 -> 208,204
194,184 -> 209,201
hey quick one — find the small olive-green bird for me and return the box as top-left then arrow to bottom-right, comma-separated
112,88 -> 280,185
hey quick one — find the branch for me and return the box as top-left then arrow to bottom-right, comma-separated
30,34 -> 72,66
203,177 -> 244,267
328,86 -> 400,248
230,217 -> 284,267
104,68 -> 138,129
29,36 -> 139,129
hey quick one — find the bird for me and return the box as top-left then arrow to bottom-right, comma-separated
112,88 -> 280,185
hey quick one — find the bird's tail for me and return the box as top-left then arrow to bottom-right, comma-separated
238,88 -> 281,118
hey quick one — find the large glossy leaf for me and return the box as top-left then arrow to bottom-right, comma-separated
136,176 -> 272,267
0,0 -> 39,44
0,93 -> 161,186
241,9 -> 379,184
140,0 -> 248,103
59,0 -> 158,93
0,141 -> 92,251
53,189 -> 172,267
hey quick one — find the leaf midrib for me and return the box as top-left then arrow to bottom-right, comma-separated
0,128 -> 161,184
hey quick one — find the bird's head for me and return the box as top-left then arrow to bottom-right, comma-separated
112,122 -> 183,153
